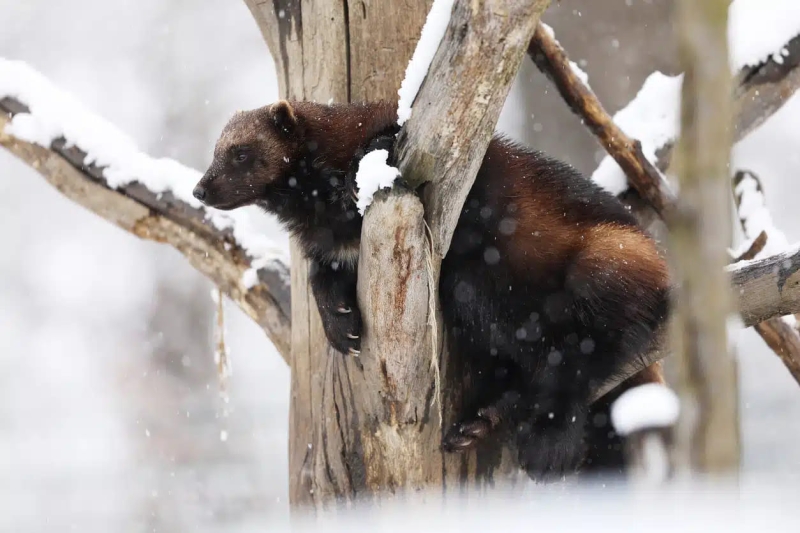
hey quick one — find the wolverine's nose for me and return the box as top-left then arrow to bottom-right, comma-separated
193,185 -> 206,201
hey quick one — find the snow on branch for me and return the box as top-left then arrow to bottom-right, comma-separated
732,169 -> 800,385
733,170 -> 793,262
588,0 -> 800,197
528,22 -> 677,219
0,59 -> 291,361
396,0 -> 455,126
611,383 -> 679,437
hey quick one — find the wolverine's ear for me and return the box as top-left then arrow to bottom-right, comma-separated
270,100 -> 297,135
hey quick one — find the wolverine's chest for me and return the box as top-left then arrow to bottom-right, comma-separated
322,240 -> 361,268
300,227 -> 361,268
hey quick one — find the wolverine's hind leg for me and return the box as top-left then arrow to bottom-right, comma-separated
442,355 -> 527,452
443,388 -> 524,451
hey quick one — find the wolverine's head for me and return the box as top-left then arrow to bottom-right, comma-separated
193,100 -> 301,210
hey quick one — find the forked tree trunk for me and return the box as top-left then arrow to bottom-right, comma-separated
243,0 -> 543,510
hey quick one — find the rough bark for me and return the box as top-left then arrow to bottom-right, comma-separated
669,0 -> 740,474
243,0 -> 352,509
0,97 -> 291,361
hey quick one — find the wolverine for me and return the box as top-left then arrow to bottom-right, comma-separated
193,100 -> 670,481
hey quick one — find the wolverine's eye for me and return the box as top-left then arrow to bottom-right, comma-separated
231,146 -> 251,165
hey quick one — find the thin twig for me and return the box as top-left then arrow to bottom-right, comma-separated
733,231 -> 768,262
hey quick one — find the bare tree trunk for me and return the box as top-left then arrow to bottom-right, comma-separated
669,0 -> 740,474
244,0 -> 551,510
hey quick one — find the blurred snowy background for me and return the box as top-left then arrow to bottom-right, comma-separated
0,0 -> 798,531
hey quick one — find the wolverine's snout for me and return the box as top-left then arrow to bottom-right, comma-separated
191,170 -> 242,210
192,184 -> 206,201
193,169 -> 216,204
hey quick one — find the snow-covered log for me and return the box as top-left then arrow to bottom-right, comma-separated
0,91 -> 291,362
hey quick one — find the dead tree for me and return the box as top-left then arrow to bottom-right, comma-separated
5,0 -> 800,512
247,0 -> 554,507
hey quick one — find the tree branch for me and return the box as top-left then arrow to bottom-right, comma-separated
732,230 -> 767,262
753,320 -> 800,386
729,245 -> 800,326
396,1 -> 551,258
0,96 -> 292,362
732,169 -> 800,386
529,22 -> 800,224
527,23 -> 677,219
657,32 -> 800,170
732,32 -> 800,140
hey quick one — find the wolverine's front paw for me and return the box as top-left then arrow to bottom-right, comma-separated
320,303 -> 363,356
516,425 -> 586,482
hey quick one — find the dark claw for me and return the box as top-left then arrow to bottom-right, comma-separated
458,418 -> 492,439
319,303 -> 362,354
443,433 -> 478,452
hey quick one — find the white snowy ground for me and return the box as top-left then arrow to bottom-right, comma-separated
1,0 -> 800,532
